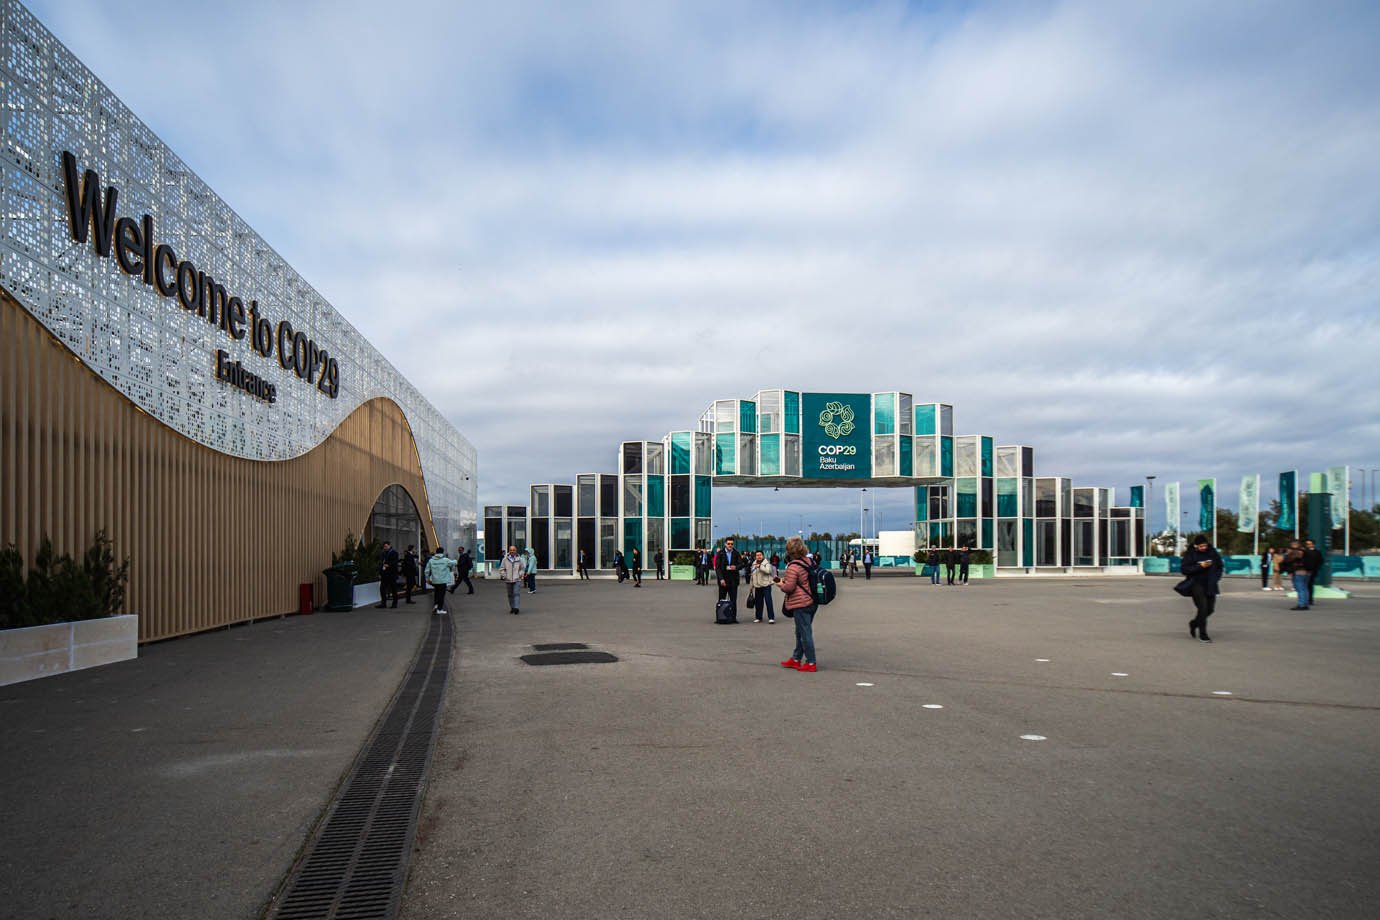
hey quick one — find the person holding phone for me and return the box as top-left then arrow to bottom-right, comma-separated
1180,534 -> 1223,641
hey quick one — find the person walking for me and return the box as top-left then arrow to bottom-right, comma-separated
631,547 -> 643,587
376,541 -> 400,609
1179,534 -> 1223,641
944,547 -> 957,586
1270,546 -> 1286,591
613,549 -> 627,583
959,546 -> 971,585
654,549 -> 664,580
749,550 -> 777,623
424,546 -> 456,615
1260,545 -> 1273,591
862,549 -> 873,580
577,547 -> 591,580
1303,539 -> 1324,602
777,537 -> 819,672
401,544 -> 419,604
454,547 -> 475,595
715,538 -> 742,622
926,548 -> 941,585
523,547 -> 538,594
499,545 -> 525,614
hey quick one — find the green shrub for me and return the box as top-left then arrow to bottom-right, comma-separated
0,531 -> 130,630
671,551 -> 697,566
332,532 -> 383,585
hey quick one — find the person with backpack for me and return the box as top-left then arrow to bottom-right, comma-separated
777,536 -> 820,671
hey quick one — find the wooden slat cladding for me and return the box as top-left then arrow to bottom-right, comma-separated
1,289 -> 437,643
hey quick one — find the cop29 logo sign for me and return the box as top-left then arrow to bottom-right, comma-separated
802,393 -> 871,479
817,401 -> 856,439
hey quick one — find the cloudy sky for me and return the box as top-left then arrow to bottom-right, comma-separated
29,0 -> 1380,535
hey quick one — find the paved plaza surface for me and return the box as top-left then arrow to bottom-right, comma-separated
404,575 -> 1380,920
2,576 -> 1378,919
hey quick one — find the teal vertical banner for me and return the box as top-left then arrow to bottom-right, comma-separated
1278,471 -> 1297,531
1165,482 -> 1180,533
1198,479 -> 1215,531
1129,485 -> 1144,508
1238,474 -> 1259,533
801,393 -> 872,480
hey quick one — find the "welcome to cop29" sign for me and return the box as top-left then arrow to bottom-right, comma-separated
801,393 -> 872,480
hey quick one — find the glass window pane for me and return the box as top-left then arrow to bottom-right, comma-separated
956,478 -> 978,517
899,394 -> 912,435
941,437 -> 953,477
694,475 -> 713,517
955,436 -> 978,477
940,405 -> 953,436
600,475 -> 618,514
647,475 -> 665,517
997,478 -> 1019,517
981,437 -> 994,477
671,517 -> 691,550
874,436 -> 896,476
646,442 -> 665,475
715,433 -> 736,475
531,486 -> 550,516
624,476 -> 643,516
759,434 -> 781,476
716,400 -> 737,433
738,433 -> 756,476
694,432 -> 714,475
784,435 -> 801,477
555,520 -> 573,568
623,442 -> 643,474
1074,489 -> 1094,518
554,485 -> 572,517
1036,478 -> 1057,517
671,475 -> 691,516
739,400 -> 757,434
997,447 -> 1020,478
758,390 -> 780,434
784,391 -> 800,434
600,519 -> 617,567
915,486 -> 929,522
914,436 -> 937,477
874,393 -> 895,435
623,518 -> 642,556
900,434 -> 912,477
671,432 -> 692,474
578,476 -> 596,516
915,404 -> 936,436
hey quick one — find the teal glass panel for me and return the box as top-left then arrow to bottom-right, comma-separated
670,432 -> 691,475
929,522 -> 950,544
671,517 -> 691,549
694,475 -> 712,517
982,519 -> 993,549
648,475 -> 665,517
915,486 -> 928,522
759,434 -> 781,475
997,478 -> 1019,517
623,518 -> 642,555
956,477 -> 978,517
941,437 -> 954,477
915,404 -> 936,436
784,391 -> 800,434
739,400 -> 757,434
874,393 -> 896,435
981,437 -> 994,477
715,434 -> 736,475
900,434 -> 913,477
1023,519 -> 1034,566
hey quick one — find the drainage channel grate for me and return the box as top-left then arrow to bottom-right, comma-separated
267,614 -> 452,920
531,642 -> 589,651
520,650 -> 618,666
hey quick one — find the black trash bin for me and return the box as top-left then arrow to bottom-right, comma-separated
323,563 -> 357,611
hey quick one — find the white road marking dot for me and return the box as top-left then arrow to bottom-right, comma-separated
1035,658 -> 1051,662
922,704 -> 944,709
1020,734 -> 1047,741
1212,690 -> 1233,696
856,682 -> 874,687
1111,672 -> 1129,677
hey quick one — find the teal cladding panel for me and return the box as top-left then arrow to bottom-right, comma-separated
759,434 -> 781,475
900,434 -> 913,477
715,433 -> 736,475
694,475 -> 712,517
647,476 -> 665,517
784,391 -> 801,434
670,432 -> 691,475
941,436 -> 953,477
915,404 -> 936,436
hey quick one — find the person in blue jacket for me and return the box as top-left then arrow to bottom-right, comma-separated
1180,534 -> 1224,642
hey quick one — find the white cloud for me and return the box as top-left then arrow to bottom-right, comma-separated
27,0 -> 1380,532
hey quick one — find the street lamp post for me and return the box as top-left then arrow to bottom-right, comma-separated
1145,475 -> 1156,557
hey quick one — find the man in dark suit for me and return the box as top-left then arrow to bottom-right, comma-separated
715,538 -> 742,622
450,547 -> 475,595
945,547 -> 957,586
376,541 -> 400,609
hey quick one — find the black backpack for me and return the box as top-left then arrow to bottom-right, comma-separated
790,560 -> 837,607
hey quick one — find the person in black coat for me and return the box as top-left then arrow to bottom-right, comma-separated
1180,535 -> 1224,641
401,545 -> 419,604
944,548 -> 957,585
715,538 -> 743,622
450,547 -> 475,595
958,546 -> 971,585
376,541 -> 400,609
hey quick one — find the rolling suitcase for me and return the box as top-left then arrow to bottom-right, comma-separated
714,598 -> 735,624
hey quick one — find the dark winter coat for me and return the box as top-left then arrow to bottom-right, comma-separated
1179,545 -> 1224,596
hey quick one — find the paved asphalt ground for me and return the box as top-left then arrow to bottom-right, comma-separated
3,576 -> 1378,919
403,575 -> 1379,920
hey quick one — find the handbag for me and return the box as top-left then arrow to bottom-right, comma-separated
745,588 -> 757,607
1172,578 -> 1194,597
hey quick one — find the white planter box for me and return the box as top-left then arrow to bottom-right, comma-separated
353,582 -> 381,608
0,614 -> 138,687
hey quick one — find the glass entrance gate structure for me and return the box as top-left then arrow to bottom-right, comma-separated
485,389 -> 1144,574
